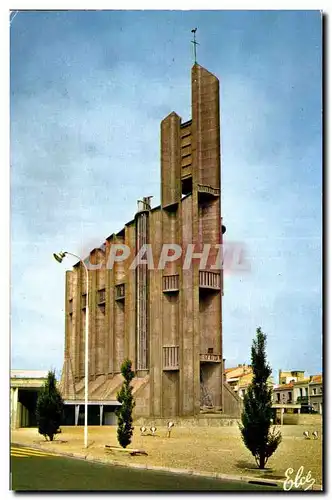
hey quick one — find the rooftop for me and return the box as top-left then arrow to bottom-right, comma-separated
225,365 -> 252,380
273,383 -> 294,391
11,369 -> 49,379
310,374 -> 323,384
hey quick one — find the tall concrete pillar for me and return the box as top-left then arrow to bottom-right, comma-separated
114,235 -> 126,373
11,387 -> 19,429
191,64 -> 221,190
191,64 -> 222,412
161,112 -> 181,209
75,405 -> 80,426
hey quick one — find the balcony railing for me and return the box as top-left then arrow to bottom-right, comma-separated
163,345 -> 179,370
297,396 -> 309,404
197,184 -> 220,198
199,271 -> 221,290
163,274 -> 179,293
115,283 -> 125,301
200,353 -> 222,363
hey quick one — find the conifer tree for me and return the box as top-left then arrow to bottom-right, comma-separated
36,370 -> 64,441
239,327 -> 282,469
116,359 -> 136,448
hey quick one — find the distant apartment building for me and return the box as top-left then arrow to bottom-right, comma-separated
273,371 -> 323,415
273,383 -> 295,405
292,377 -> 310,404
237,372 -> 254,399
224,364 -> 252,397
309,375 -> 323,415
224,364 -> 273,400
278,369 -> 305,385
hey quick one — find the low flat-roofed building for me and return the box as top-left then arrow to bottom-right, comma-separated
309,374 -> 323,415
11,370 -> 48,429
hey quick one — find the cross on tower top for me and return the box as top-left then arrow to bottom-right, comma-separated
191,28 -> 199,64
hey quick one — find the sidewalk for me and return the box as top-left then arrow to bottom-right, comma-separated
11,425 -> 322,490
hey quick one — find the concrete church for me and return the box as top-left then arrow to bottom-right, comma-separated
59,63 -> 240,425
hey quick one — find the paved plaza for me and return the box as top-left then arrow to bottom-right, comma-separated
11,423 -> 323,488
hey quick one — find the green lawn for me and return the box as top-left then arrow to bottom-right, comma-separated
10,453 -> 281,491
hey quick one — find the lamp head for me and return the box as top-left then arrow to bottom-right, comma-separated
53,251 -> 67,264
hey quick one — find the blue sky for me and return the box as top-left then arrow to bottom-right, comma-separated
10,10 -> 322,381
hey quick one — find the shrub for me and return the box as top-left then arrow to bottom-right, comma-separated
36,370 -> 64,441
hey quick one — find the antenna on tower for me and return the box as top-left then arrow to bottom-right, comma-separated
191,28 -> 199,64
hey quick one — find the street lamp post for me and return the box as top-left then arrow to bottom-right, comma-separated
54,251 -> 89,449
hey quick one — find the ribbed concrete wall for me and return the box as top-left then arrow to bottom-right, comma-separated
181,195 -> 195,415
149,209 -> 163,416
96,265 -> 106,376
125,224 -> 137,371
113,236 -> 125,373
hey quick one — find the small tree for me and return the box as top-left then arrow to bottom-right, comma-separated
116,359 -> 135,448
239,327 -> 282,469
36,370 -> 64,441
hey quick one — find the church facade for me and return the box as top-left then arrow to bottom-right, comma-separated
60,63 -> 227,421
